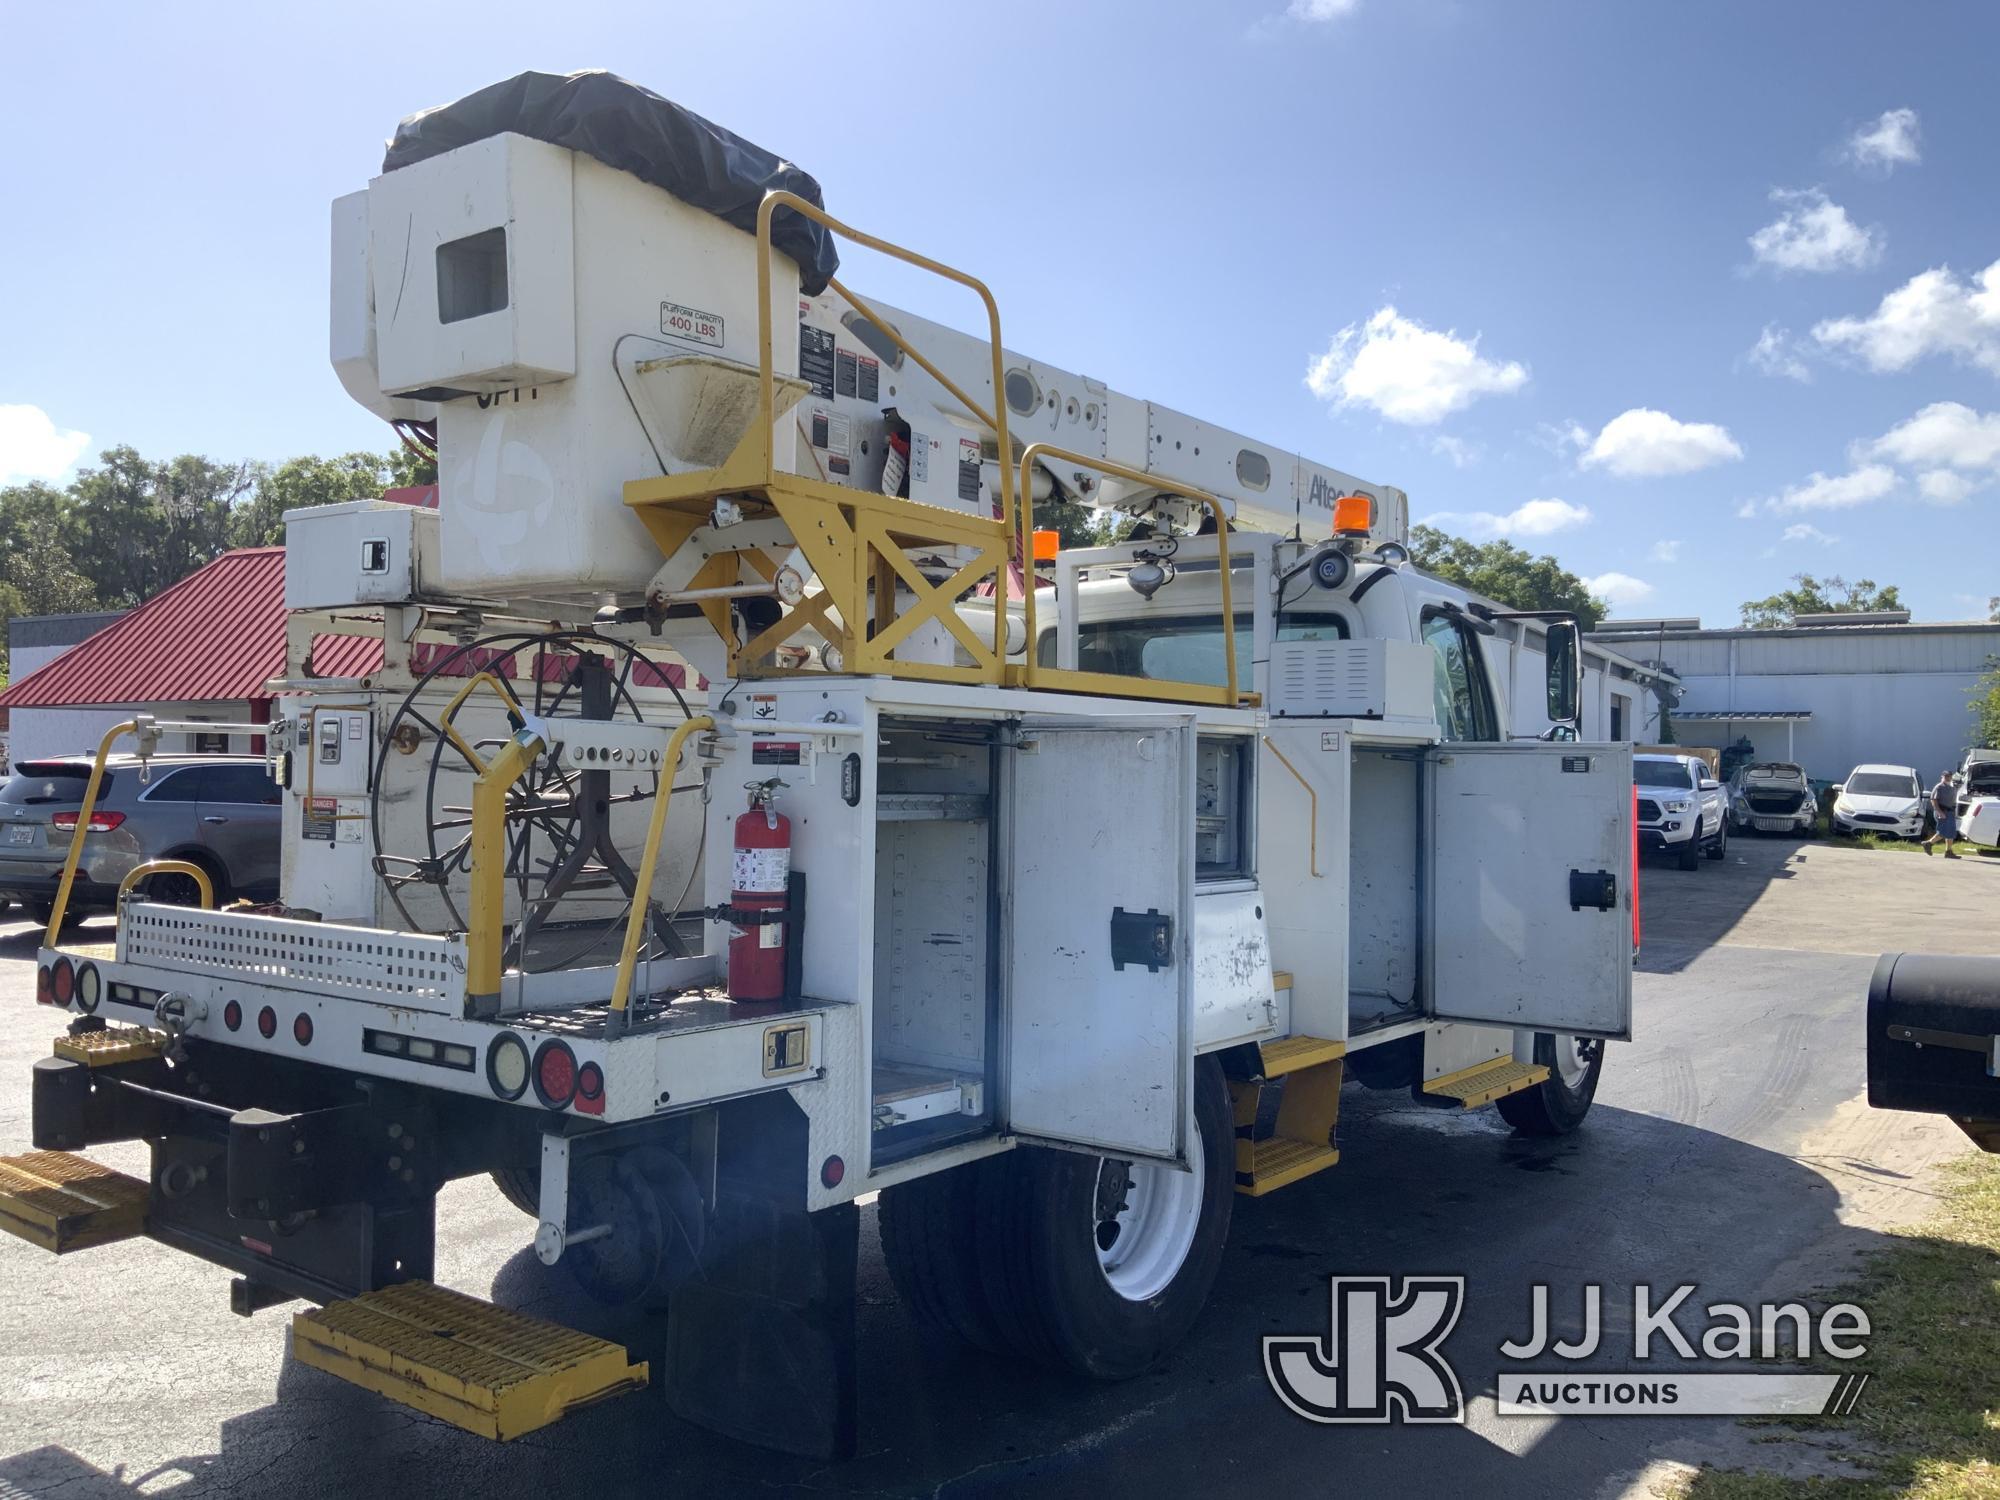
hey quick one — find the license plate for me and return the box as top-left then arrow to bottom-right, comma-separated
5,825 -> 33,846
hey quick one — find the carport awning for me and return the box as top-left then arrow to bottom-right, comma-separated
1673,710 -> 1812,722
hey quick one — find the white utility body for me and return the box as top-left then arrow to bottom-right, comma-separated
9,71 -> 1634,1461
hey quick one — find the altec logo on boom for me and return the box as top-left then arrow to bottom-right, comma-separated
1264,1278 -> 1873,1423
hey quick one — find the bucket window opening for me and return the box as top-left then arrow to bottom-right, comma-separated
1039,612 -> 1349,688
1419,609 -> 1499,742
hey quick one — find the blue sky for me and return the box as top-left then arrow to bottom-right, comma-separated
3,1 -> 1997,625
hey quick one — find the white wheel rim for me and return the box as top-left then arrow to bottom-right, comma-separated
1093,1123 -> 1205,1303
1553,1034 -> 1592,1089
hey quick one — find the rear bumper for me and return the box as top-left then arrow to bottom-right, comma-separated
0,875 -> 120,911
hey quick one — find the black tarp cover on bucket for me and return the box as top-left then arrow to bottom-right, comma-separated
382,69 -> 840,294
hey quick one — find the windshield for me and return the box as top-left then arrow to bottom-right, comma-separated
1041,613 -> 1348,686
1846,772 -> 1918,799
1633,760 -> 1693,790
0,764 -> 107,805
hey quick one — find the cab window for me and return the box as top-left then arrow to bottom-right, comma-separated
1420,609 -> 1500,741
1040,613 -> 1349,687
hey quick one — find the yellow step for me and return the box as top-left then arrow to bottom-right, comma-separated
0,1150 -> 149,1254
1257,1034 -> 1345,1077
1424,1057 -> 1550,1108
53,1026 -> 165,1068
1235,1137 -> 1340,1197
293,1281 -> 649,1440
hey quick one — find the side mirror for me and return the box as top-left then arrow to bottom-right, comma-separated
1544,620 -> 1581,727
1700,779 -> 1720,791
1830,784 -> 1845,798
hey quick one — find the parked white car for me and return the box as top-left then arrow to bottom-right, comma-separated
1634,752 -> 1727,869
1727,761 -> 1818,836
1962,793 -> 2000,849
1830,764 -> 1927,840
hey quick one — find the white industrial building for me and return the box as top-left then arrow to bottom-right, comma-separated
1589,612 -> 2000,783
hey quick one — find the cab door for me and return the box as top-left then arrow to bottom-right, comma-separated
1426,742 -> 1632,1039
1001,716 -> 1195,1164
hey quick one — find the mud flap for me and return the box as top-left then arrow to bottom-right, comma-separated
663,1197 -> 857,1460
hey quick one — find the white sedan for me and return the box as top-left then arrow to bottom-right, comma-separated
1830,764 -> 1927,840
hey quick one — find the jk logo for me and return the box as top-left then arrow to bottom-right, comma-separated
1264,1276 -> 1466,1424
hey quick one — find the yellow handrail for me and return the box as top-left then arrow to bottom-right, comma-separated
45,719 -> 140,945
754,190 -> 1015,669
464,728 -> 546,1010
117,860 -> 215,909
1261,738 -> 1321,878
607,716 -> 715,1034
1014,443 -> 1248,707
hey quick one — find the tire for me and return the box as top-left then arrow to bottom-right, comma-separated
150,857 -> 225,909
1705,821 -> 1728,861
1677,835 -> 1700,870
878,1153 -> 1015,1357
1496,1033 -> 1603,1136
491,1163 -> 539,1218
1013,1056 -> 1234,1381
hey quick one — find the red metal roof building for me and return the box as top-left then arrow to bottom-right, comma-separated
0,548 -> 383,765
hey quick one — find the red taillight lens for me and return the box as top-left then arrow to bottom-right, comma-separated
821,1156 -> 845,1189
574,1061 -> 605,1116
533,1040 -> 577,1109
257,1006 -> 277,1040
293,1012 -> 314,1046
224,999 -> 242,1031
49,957 -> 75,1006
50,810 -> 125,832
36,965 -> 53,1005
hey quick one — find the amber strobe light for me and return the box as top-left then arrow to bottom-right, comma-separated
1332,493 -> 1374,537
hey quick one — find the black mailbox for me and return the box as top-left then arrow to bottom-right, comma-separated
1867,952 -> 2000,1152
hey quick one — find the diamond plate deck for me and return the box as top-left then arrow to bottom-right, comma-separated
292,1281 -> 648,1440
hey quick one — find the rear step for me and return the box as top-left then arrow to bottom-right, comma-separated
1424,1056 -> 1550,1108
292,1281 -> 649,1440
0,1150 -> 149,1253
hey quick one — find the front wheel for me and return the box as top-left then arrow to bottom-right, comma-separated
1496,1033 -> 1603,1136
1677,835 -> 1701,870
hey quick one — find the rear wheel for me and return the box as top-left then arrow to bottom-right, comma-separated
1496,1033 -> 1603,1136
149,858 -> 224,908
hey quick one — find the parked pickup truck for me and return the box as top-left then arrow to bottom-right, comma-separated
1634,752 -> 1728,869
1727,761 -> 1818,836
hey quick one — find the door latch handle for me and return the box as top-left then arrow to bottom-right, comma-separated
1110,907 -> 1175,972
202,815 -> 229,825
1569,870 -> 1617,911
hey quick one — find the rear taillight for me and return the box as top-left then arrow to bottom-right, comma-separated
35,964 -> 53,1005
223,999 -> 242,1031
74,962 -> 101,1013
49,957 -> 75,1006
575,1061 -> 605,1116
50,810 -> 126,832
533,1040 -> 578,1109
293,1012 -> 314,1046
257,1006 -> 277,1040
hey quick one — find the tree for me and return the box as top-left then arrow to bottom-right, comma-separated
5,532 -> 98,617
1407,524 -> 1609,629
1739,574 -> 1903,629
65,446 -> 259,607
231,452 -> 397,547
1973,658 -> 2000,751
386,441 -> 438,490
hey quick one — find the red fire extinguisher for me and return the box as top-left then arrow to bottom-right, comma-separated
728,779 -> 790,1002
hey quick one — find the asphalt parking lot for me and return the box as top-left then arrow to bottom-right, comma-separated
0,835 -> 1991,1499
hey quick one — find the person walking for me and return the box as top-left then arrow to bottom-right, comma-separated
1923,770 -> 1960,857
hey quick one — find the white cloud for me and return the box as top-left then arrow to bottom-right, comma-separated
1747,324 -> 1812,382
1866,401 -> 2000,472
1305,306 -> 1528,426
1423,497 -> 1590,540
1782,522 -> 1840,546
1429,434 -> 1482,468
1288,0 -> 1359,16
1579,408 -> 1744,477
0,405 -> 90,485
1846,108 -> 1921,173
1760,464 -> 1898,514
1651,539 -> 1682,563
1735,499 -> 1759,520
1748,188 -> 1883,274
1812,260 -> 2000,375
1585,572 -> 1656,606
1917,470 -> 1978,505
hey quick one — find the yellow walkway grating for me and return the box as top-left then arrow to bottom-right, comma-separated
53,1027 -> 165,1067
293,1281 -> 649,1440
1424,1057 -> 1550,1108
1236,1137 -> 1341,1197
1257,1034 -> 1345,1077
0,1151 -> 149,1254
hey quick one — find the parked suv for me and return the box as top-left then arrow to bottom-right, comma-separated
1634,752 -> 1727,869
0,754 -> 281,922
1727,761 -> 1817,836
